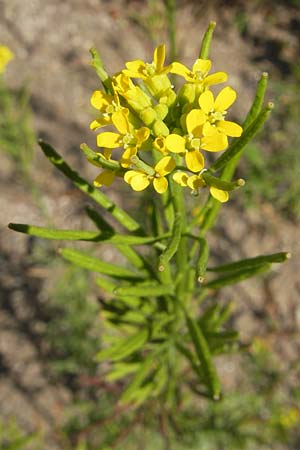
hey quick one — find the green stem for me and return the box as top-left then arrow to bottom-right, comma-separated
165,0 -> 177,62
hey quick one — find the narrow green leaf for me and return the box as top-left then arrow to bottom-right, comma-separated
159,212 -> 182,271
204,263 -> 271,290
199,21 -> 216,59
60,248 -> 145,280
96,328 -> 148,362
8,222 -> 169,246
210,102 -> 274,173
208,252 -> 290,273
114,282 -> 174,297
243,72 -> 269,130
106,362 -> 141,381
38,140 -> 141,232
186,314 -> 221,399
95,276 -> 117,294
121,353 -> 155,403
85,205 -> 114,234
196,237 -> 210,283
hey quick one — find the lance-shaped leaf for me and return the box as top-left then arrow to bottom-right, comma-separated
158,212 -> 182,271
204,263 -> 271,290
96,328 -> 148,362
120,353 -> 156,404
210,102 -> 274,173
106,362 -> 141,382
199,21 -> 216,59
196,237 -> 210,283
114,282 -> 174,297
8,223 -> 169,246
185,314 -> 221,399
208,252 -> 290,273
60,248 -> 146,280
38,140 -> 141,232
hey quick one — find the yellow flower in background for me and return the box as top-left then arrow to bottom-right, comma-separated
170,58 -> 227,88
123,44 -> 171,80
0,45 -> 14,73
124,156 -> 175,193
165,108 -> 227,172
199,87 -> 243,137
173,171 -> 229,202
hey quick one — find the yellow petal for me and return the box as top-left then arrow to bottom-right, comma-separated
186,109 -> 206,136
124,170 -> 138,184
214,86 -> 237,111
112,111 -> 129,134
155,156 -> 176,176
217,120 -> 243,137
170,62 -> 191,79
192,59 -> 211,75
198,90 -> 214,114
94,170 -> 115,187
130,173 -> 150,191
187,175 -> 205,190
121,147 -> 137,168
202,122 -> 217,136
135,127 -> 150,144
165,134 -> 186,153
153,177 -> 168,194
97,132 -> 122,148
153,44 -> 165,72
103,149 -> 112,160
185,150 -> 204,172
89,116 -> 111,131
154,136 -> 167,154
203,72 -> 228,87
173,171 -> 188,186
90,90 -> 112,110
125,60 -> 147,78
201,134 -> 228,152
210,187 -> 229,202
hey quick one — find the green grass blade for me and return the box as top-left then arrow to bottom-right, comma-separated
186,314 -> 221,399
204,263 -> 271,290
38,140 -> 141,232
96,328 -> 148,362
60,248 -> 146,280
199,21 -> 216,59
208,252 -> 290,273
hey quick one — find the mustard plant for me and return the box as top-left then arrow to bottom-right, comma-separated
9,23 -> 290,411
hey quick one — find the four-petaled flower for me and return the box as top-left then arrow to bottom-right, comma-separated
124,156 -> 176,193
170,58 -> 227,89
123,44 -> 171,80
89,90 -> 129,131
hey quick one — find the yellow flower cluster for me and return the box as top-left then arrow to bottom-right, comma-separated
88,45 -> 242,202
0,45 -> 14,74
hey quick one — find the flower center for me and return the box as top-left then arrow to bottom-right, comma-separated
143,62 -> 156,77
123,133 -> 135,148
211,110 -> 227,123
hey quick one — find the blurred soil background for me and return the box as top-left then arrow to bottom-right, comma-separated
1,0 -> 300,449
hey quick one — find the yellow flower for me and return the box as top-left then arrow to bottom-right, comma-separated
199,87 -> 243,137
173,171 -> 229,202
124,156 -> 175,193
93,150 -> 116,188
89,90 -> 129,131
0,45 -> 14,73
170,58 -> 227,88
123,44 -> 171,80
96,111 -> 150,168
165,108 -> 227,172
